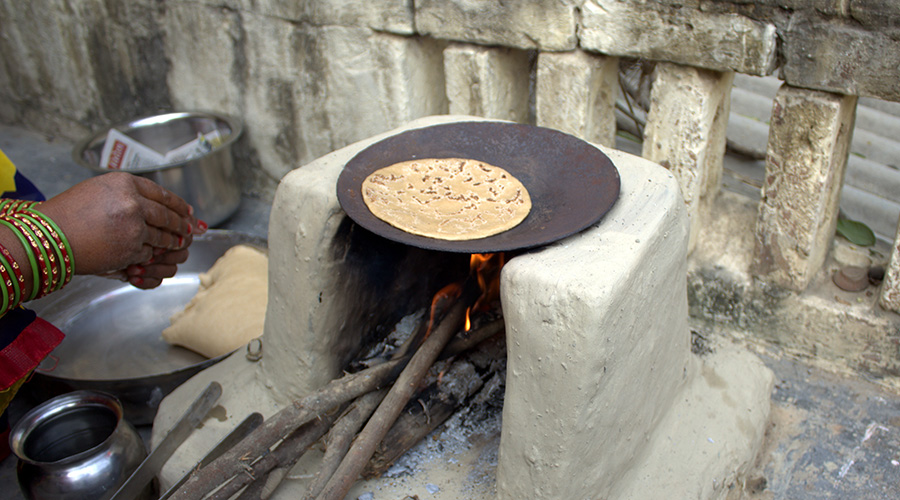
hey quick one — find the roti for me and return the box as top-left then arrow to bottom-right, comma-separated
361,157 -> 532,241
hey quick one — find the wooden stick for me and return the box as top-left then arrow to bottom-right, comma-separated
301,389 -> 386,500
363,358 -> 484,478
169,358 -> 404,500
440,318 -> 504,360
315,298 -> 469,500
225,407 -> 340,500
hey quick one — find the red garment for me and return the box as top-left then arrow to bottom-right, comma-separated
0,313 -> 64,391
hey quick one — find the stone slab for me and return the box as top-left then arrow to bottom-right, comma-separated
579,0 -> 777,76
535,51 -> 619,148
415,0 -> 578,51
173,0 -> 415,34
753,85 -> 858,291
642,63 -> 734,252
782,14 -> 900,102
880,218 -> 900,312
444,44 -> 531,122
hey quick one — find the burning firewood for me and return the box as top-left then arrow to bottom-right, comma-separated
313,286 -> 470,500
170,255 -> 506,500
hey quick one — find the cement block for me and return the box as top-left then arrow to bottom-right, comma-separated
850,0 -> 900,29
497,146 -> 692,499
175,10 -> 447,181
224,0 -> 414,34
415,0 -> 577,51
880,219 -> 900,313
781,14 -> 900,102
642,63 -> 734,252
753,84 -> 858,291
163,3 -> 243,118
580,0 -> 777,76
535,51 -> 619,148
0,0 -> 169,137
444,44 -> 531,123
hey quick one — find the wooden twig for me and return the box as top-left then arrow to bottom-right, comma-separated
316,297 -> 469,500
363,357 -> 485,478
169,358 -> 405,500
440,318 -> 504,360
228,407 -> 341,500
301,389 -> 387,500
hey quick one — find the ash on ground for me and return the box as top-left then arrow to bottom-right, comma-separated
384,317 -> 507,494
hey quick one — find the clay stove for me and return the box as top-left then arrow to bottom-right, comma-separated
153,115 -> 773,500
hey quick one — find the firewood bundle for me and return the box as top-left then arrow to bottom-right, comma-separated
169,280 -> 506,500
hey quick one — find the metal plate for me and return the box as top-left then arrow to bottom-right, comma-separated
337,121 -> 620,253
26,230 -> 267,424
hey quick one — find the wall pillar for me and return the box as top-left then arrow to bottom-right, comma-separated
642,62 -> 734,252
534,50 -> 618,147
752,84 -> 858,291
443,43 -> 531,122
881,218 -> 900,313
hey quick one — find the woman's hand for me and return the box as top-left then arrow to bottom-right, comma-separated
37,172 -> 207,287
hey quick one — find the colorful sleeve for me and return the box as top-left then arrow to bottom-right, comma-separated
1,148 -> 44,201
0,149 -> 16,194
0,149 -> 58,412
0,308 -> 65,413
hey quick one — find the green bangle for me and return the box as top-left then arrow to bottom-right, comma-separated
11,216 -> 52,299
0,218 -> 39,301
27,207 -> 74,279
18,212 -> 66,290
0,256 -> 10,314
0,251 -> 21,310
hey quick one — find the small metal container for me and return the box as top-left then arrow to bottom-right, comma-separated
9,391 -> 151,500
72,111 -> 243,226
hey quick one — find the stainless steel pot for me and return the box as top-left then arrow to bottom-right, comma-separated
9,391 -> 152,500
72,111 -> 243,227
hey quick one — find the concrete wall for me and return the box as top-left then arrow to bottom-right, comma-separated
1,0 -> 897,198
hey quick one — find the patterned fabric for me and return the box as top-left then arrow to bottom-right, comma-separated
0,148 -> 64,402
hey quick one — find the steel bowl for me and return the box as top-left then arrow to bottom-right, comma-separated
72,111 -> 243,227
25,230 -> 267,425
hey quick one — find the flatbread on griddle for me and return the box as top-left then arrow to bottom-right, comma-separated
361,157 -> 531,241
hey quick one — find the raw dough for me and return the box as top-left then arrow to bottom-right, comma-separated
162,244 -> 268,358
361,157 -> 532,240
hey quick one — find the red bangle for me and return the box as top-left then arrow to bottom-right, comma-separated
20,210 -> 72,288
0,243 -> 24,311
0,253 -> 14,314
14,213 -> 65,292
2,216 -> 51,300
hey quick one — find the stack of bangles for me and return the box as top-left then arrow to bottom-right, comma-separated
0,199 -> 74,315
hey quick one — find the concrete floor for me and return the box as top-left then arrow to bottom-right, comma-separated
2,123 -> 900,499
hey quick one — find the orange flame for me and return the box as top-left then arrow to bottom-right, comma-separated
424,282 -> 462,340
467,252 -> 506,326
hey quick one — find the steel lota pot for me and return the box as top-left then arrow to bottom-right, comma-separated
9,391 -> 151,500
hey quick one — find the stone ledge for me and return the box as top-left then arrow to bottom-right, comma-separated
579,0 -> 777,75
689,191 -> 900,389
415,0 -> 578,51
781,13 -> 900,101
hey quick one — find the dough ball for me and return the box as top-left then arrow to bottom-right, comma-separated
162,244 -> 268,358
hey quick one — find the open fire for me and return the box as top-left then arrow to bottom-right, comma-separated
166,250 -> 510,499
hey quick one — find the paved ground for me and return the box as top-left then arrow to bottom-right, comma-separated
2,123 -> 900,499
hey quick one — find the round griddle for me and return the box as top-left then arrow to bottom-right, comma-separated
337,121 -> 620,253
